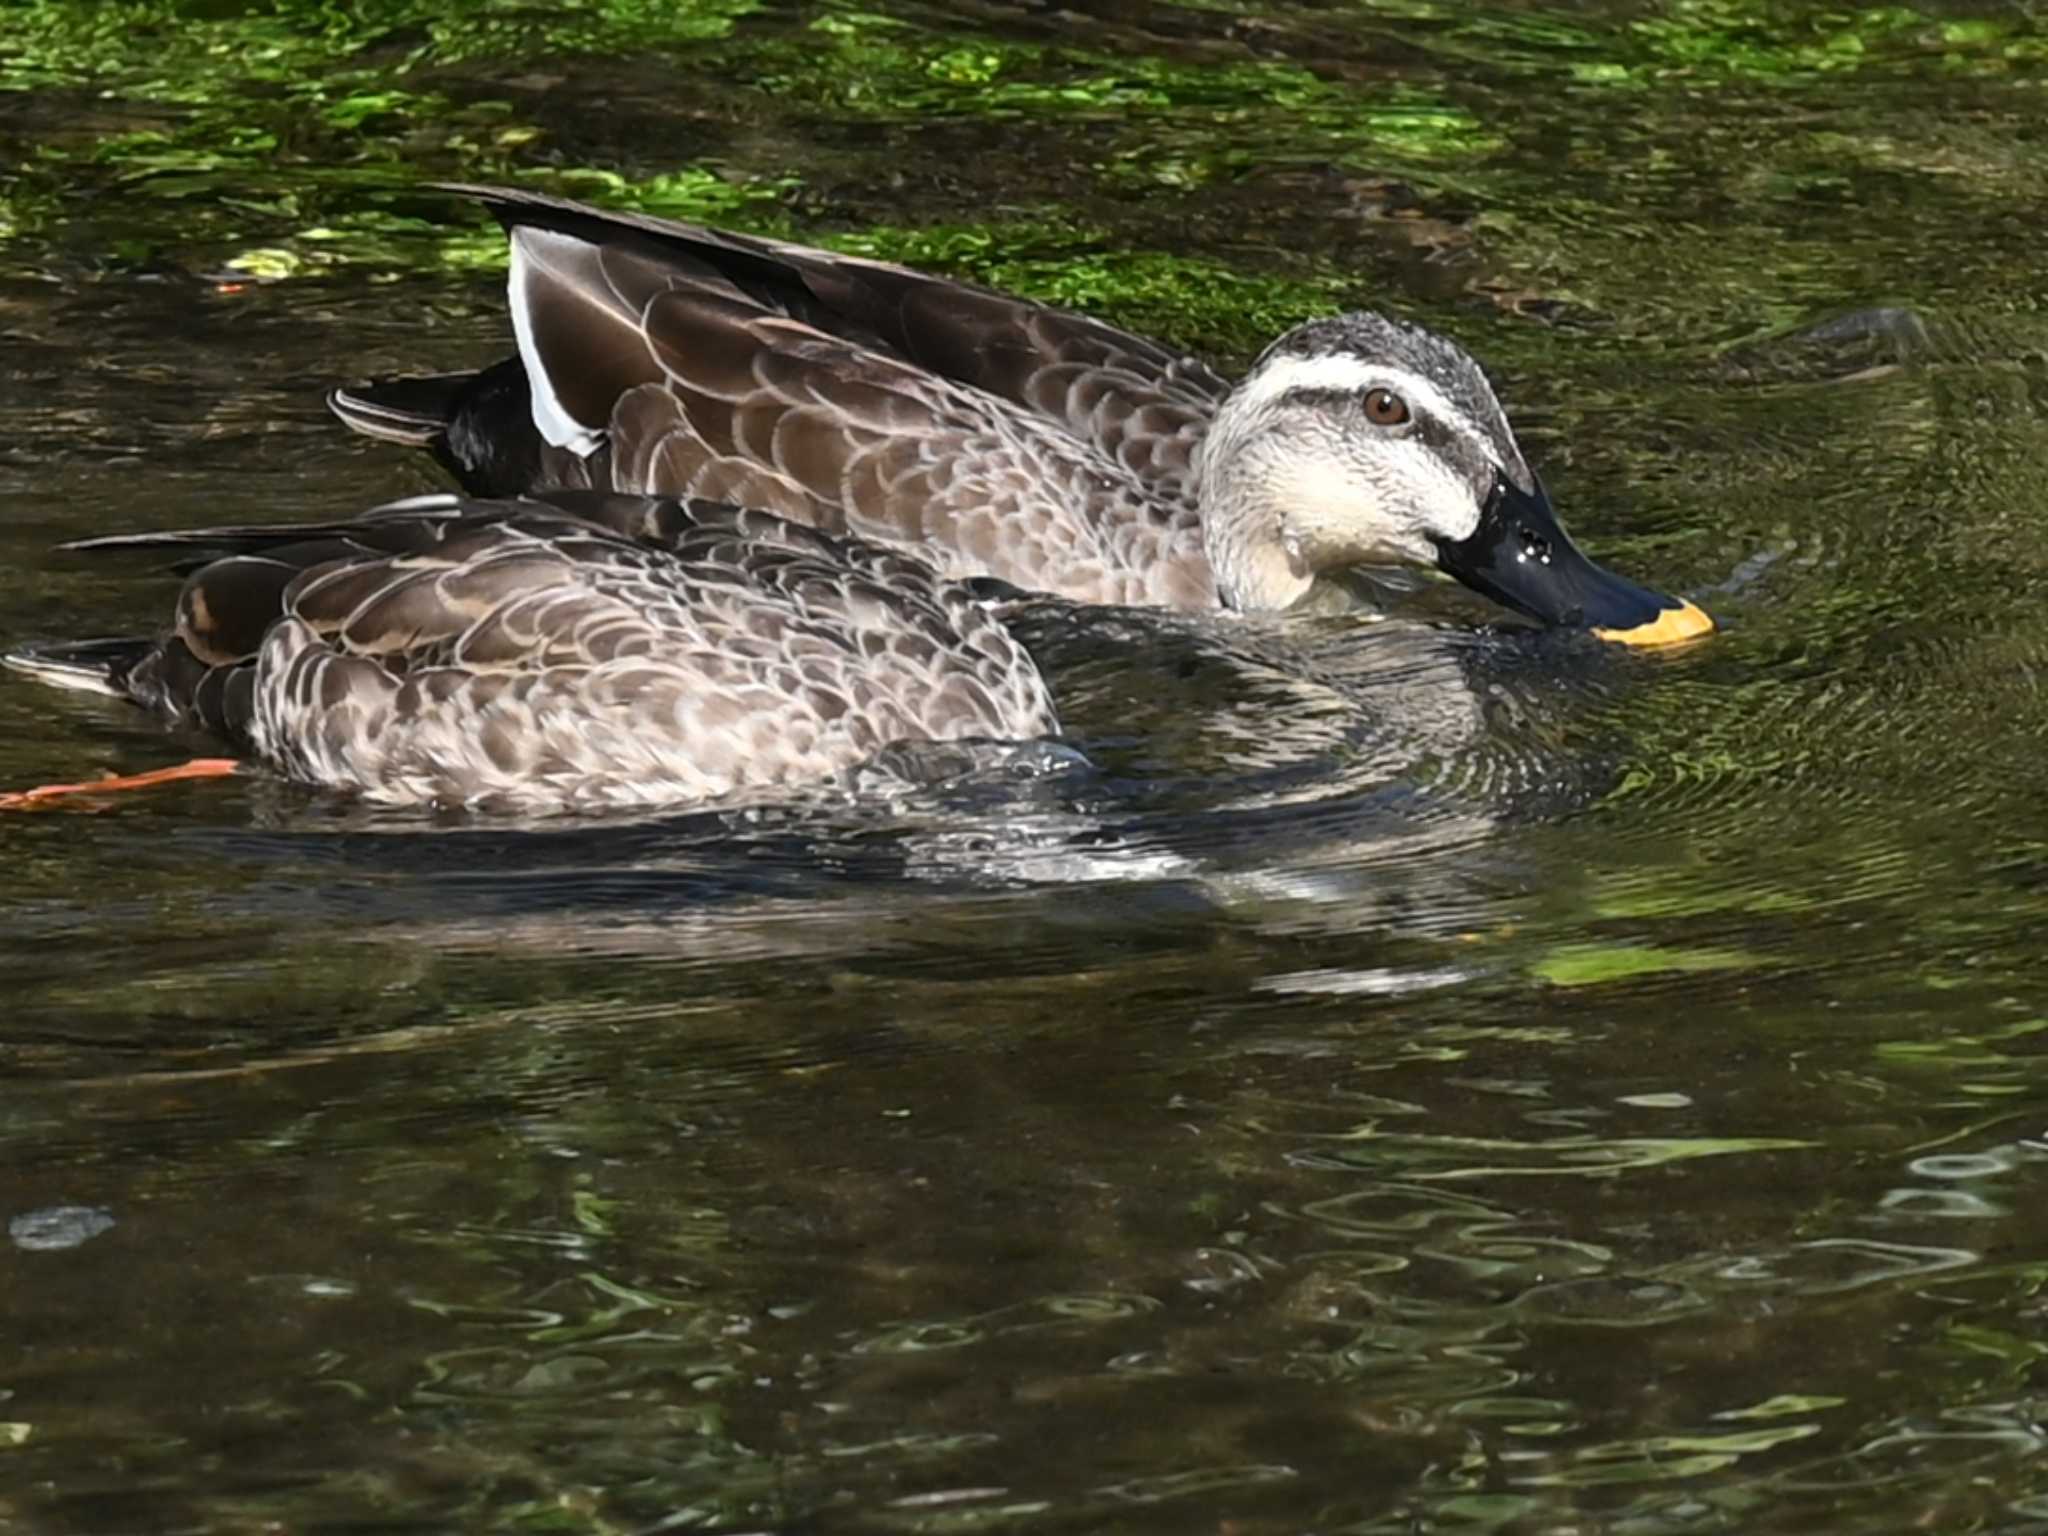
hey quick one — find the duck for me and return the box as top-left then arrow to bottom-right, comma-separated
333,183 -> 1713,646
2,491 -> 1057,812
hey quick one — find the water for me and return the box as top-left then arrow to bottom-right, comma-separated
5,1 -> 2048,1530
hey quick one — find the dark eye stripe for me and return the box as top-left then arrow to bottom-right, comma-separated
1260,376 -> 1507,490
1270,385 -> 1423,420
1270,386 -> 1365,411
1413,411 -> 1465,458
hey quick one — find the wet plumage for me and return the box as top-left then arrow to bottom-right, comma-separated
5,492 -> 1058,812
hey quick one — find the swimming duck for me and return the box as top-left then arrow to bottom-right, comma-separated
2,492 -> 1057,812
334,184 -> 1712,645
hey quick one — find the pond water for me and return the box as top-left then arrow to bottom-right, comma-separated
5,0 -> 2048,1530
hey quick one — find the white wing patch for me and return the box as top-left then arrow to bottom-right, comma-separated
509,228 -> 610,459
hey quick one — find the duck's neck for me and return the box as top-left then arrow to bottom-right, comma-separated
1196,430 -> 1315,613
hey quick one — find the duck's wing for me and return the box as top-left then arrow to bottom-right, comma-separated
55,493 -> 884,735
333,188 -> 1226,521
456,182 -> 1232,430
486,226 -> 1216,608
44,496 -> 611,748
31,493 -> 1059,808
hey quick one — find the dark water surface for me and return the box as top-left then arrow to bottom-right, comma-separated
6,1 -> 2048,1530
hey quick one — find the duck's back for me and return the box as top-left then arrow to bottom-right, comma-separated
332,189 -> 1231,610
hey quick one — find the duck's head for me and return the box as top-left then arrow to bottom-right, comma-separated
1195,314 -> 1713,645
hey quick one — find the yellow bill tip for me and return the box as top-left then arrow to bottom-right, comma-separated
1593,598 -> 1716,648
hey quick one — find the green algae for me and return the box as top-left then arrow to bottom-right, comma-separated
1532,941 -> 1764,988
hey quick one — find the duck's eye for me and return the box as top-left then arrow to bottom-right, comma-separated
1362,388 -> 1410,427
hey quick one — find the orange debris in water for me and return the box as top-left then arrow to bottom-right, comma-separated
0,758 -> 241,811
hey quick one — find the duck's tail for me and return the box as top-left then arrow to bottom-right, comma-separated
327,373 -> 469,447
327,357 -> 553,497
2,638 -> 155,700
1,642 -> 243,811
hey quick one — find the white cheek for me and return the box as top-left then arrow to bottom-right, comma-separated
1267,454 -> 1387,549
1386,440 -> 1482,543
1289,439 -> 1481,550
1256,436 -> 1482,564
